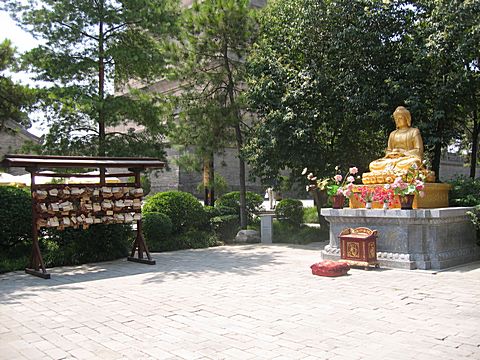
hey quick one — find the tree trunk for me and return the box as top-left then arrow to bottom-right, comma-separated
223,41 -> 247,228
235,124 -> 247,229
470,109 -> 479,179
98,6 -> 105,157
203,154 -> 215,206
310,189 -> 329,232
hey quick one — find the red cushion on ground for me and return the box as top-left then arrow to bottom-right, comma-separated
310,260 -> 350,277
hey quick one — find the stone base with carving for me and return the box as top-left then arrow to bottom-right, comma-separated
321,207 -> 480,270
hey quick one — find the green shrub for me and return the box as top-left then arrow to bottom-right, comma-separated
211,215 -> 240,243
466,205 -> 480,245
155,229 -> 219,252
215,191 -> 263,224
303,207 -> 319,223
143,212 -> 173,252
275,199 -> 304,227
448,176 -> 480,206
0,186 -> 32,251
41,224 -> 132,267
143,191 -> 207,233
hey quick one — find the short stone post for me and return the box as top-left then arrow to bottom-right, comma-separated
260,213 -> 274,244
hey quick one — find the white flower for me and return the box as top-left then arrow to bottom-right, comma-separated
301,167 -> 308,175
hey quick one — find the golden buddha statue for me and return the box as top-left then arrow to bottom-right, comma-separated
362,106 -> 435,184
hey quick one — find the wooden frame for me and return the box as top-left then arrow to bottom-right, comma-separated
1,155 -> 165,279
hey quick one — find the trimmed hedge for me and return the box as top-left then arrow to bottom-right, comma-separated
275,199 -> 304,227
143,191 -> 208,233
41,224 -> 133,267
0,186 -> 32,251
215,191 -> 263,224
143,212 -> 173,252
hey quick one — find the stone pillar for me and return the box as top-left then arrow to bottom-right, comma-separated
260,213 -> 274,244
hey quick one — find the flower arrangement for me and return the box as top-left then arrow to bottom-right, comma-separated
354,186 -> 374,204
303,166 -> 358,197
391,164 -> 425,198
373,185 -> 395,205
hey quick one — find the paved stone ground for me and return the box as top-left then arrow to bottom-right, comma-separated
1,243 -> 479,360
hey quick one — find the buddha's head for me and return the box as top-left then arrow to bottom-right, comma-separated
393,106 -> 411,129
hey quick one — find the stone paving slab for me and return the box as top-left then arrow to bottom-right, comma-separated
1,243 -> 479,360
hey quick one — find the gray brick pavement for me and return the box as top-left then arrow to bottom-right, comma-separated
1,243 -> 479,359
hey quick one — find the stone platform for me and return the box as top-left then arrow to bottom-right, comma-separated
321,207 -> 480,270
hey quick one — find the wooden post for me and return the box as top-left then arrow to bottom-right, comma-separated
25,169 -> 50,279
127,169 -> 155,265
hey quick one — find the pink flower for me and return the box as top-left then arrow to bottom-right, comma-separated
346,182 -> 354,190
334,174 -> 342,183
349,167 -> 358,175
415,180 -> 424,191
419,191 -> 425,198
336,188 -> 343,195
347,176 -> 355,183
344,190 -> 352,197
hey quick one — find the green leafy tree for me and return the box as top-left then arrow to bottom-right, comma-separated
170,0 -> 257,225
245,0 -> 415,183
0,39 -> 36,129
2,0 -> 180,157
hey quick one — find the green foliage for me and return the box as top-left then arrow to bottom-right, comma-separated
196,173 -> 229,198
156,229 -> 219,252
215,191 -> 263,224
143,191 -> 207,233
272,222 -> 328,245
0,39 -> 36,128
210,215 -> 240,243
143,212 -> 173,252
245,0 -> 408,184
303,207 -> 319,224
41,224 -> 132,267
0,186 -> 32,250
169,0 -> 259,221
466,205 -> 480,245
448,176 -> 480,206
2,0 -> 179,156
275,199 -> 303,227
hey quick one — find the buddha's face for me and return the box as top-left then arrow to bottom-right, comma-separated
394,114 -> 409,128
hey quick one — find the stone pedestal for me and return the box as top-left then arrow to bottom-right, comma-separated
259,212 -> 274,244
321,207 -> 480,270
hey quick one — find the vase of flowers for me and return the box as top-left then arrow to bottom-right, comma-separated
303,166 -> 358,209
373,185 -> 394,210
354,186 -> 374,209
391,164 -> 425,209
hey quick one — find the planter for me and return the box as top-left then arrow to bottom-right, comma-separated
365,202 -> 372,209
382,202 -> 389,210
399,194 -> 415,210
332,194 -> 345,209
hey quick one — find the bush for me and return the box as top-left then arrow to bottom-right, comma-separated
215,191 -> 263,224
143,191 -> 208,233
40,224 -> 133,267
0,186 -> 32,251
211,215 -> 240,243
154,229 -> 220,252
275,199 -> 304,227
143,212 -> 173,252
303,207 -> 319,223
448,176 -> 480,206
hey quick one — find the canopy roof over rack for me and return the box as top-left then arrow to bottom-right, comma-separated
1,154 -> 165,170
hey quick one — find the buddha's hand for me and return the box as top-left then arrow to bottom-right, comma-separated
385,150 -> 405,158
